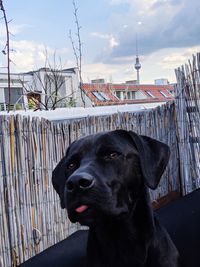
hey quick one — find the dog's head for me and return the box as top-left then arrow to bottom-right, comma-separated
52,130 -> 170,226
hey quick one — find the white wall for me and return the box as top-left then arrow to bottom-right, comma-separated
0,88 -> 5,102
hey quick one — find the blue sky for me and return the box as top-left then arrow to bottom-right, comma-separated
1,0 -> 200,83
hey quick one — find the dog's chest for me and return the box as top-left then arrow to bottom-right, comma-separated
87,238 -> 146,267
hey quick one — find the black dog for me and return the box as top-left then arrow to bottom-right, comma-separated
52,130 -> 179,267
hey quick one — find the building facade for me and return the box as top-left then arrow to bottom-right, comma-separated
0,67 -> 81,110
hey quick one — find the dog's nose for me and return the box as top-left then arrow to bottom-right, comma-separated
66,173 -> 94,192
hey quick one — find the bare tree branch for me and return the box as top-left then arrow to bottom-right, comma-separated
0,0 -> 11,112
19,51 -> 76,110
69,0 -> 85,107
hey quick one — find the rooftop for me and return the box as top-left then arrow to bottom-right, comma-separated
82,83 -> 174,106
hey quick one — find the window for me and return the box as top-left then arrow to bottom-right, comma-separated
0,79 -> 8,83
146,91 -> 155,98
115,91 -> 121,99
99,92 -> 110,101
92,91 -> 105,101
127,91 -> 136,100
4,87 -> 24,104
114,90 -> 136,100
160,90 -> 169,98
92,91 -> 111,101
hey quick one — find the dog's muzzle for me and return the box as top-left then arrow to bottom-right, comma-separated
66,172 -> 95,192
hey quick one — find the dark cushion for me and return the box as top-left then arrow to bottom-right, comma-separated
19,230 -> 88,267
19,189 -> 200,267
156,189 -> 200,267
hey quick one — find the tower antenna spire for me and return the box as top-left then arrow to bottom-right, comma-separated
134,34 -> 141,85
136,33 -> 138,56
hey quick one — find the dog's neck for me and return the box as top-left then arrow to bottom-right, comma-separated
87,187 -> 155,267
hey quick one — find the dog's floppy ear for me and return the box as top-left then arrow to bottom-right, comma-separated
52,156 -> 67,209
52,141 -> 77,208
128,131 -> 170,189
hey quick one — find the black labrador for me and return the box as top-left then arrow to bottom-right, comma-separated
52,130 -> 179,267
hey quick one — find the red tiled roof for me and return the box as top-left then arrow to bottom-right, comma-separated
82,83 -> 174,106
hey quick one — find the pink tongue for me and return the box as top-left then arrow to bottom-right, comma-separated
75,205 -> 88,213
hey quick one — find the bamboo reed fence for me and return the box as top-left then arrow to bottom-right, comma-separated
175,53 -> 200,194
0,53 -> 199,267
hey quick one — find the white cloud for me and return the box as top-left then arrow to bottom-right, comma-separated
11,24 -> 32,35
0,21 -> 73,72
109,36 -> 119,48
123,24 -> 128,29
82,59 -> 146,84
159,46 -> 200,70
0,39 -> 72,72
0,24 -> 31,38
90,32 -> 110,39
90,31 -> 119,49
110,0 -> 158,11
8,40 -> 48,71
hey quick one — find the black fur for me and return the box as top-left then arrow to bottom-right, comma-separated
52,130 -> 179,267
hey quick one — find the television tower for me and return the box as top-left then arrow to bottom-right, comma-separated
134,35 -> 141,85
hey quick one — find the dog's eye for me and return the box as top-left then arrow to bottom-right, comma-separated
104,152 -> 120,160
110,152 -> 119,159
67,162 -> 76,170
